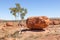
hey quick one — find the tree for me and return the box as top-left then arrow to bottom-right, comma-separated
15,3 -> 27,23
20,8 -> 27,23
9,3 -> 27,34
9,3 -> 27,23
9,8 -> 18,20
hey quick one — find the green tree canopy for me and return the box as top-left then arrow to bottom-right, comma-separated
9,3 -> 27,21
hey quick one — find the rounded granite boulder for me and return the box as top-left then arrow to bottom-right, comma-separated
26,16 -> 50,29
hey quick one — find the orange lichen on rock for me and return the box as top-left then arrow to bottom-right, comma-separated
26,16 -> 50,29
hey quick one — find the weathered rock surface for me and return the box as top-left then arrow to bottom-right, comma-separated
26,16 -> 50,29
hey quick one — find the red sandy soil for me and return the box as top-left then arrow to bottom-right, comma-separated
0,21 -> 60,40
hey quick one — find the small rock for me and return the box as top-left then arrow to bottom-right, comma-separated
6,22 -> 14,26
53,20 -> 59,25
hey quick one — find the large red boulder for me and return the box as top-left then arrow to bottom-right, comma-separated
26,16 -> 50,29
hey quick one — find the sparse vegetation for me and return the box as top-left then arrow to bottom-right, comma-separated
9,3 -> 27,23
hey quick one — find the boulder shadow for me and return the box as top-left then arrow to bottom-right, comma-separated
21,28 -> 45,32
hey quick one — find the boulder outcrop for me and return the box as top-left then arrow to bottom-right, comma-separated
26,16 -> 50,29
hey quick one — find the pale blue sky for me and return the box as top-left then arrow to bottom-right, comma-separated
0,0 -> 60,20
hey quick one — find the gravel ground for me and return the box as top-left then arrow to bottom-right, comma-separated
0,22 -> 60,40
